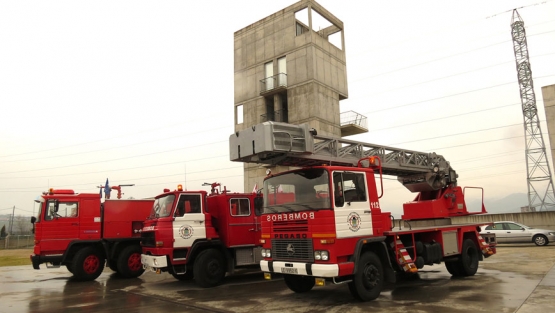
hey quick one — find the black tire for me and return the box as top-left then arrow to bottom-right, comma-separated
171,270 -> 194,281
348,251 -> 383,301
66,264 -> 74,273
193,249 -> 226,288
73,247 -> 105,281
283,274 -> 315,293
444,261 -> 462,276
117,245 -> 145,278
533,234 -> 549,246
447,239 -> 479,277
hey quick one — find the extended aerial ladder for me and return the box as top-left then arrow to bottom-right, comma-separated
230,121 -> 486,219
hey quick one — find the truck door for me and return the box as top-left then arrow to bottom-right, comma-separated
333,171 -> 373,238
41,200 -> 80,252
228,197 -> 259,245
173,194 -> 206,248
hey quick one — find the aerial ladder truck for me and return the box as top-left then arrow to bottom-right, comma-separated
229,121 -> 496,301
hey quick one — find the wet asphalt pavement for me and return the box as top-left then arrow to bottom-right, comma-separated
2,244 -> 555,313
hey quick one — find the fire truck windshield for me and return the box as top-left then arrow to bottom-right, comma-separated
263,168 -> 330,213
149,194 -> 175,219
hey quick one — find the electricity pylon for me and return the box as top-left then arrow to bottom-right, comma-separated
511,9 -> 555,211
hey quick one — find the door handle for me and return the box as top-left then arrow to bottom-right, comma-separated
71,223 -> 78,226
364,210 -> 371,214
194,220 -> 204,224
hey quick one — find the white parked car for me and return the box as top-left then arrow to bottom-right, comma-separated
480,221 -> 555,246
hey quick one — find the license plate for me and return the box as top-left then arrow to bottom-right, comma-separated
281,267 -> 298,274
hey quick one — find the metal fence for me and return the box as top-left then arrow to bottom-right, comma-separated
340,110 -> 368,129
261,109 -> 288,123
1,235 -> 34,250
260,73 -> 287,93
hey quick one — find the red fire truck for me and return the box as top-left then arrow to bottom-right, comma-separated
30,188 -> 153,281
140,182 -> 263,287
230,121 -> 496,301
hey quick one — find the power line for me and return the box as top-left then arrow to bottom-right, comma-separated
350,26 -> 554,86
0,125 -> 231,162
352,51 -> 555,100
0,165 -> 243,191
429,135 -> 523,151
361,74 -> 555,116
390,122 -> 522,146
0,140 -> 228,175
0,112 -> 230,159
0,103 -> 537,183
0,154 -> 230,180
351,39 -> 510,85
349,1 -> 553,61
371,103 -> 521,134
0,132 -> 526,192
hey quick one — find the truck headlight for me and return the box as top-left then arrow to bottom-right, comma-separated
261,249 -> 271,258
314,250 -> 329,261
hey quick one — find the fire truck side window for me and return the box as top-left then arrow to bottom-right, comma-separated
230,198 -> 250,216
343,173 -> 367,202
333,172 -> 367,206
45,201 -> 57,220
60,203 -> 78,218
175,194 -> 202,217
333,172 -> 344,207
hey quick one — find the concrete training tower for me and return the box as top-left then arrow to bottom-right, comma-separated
233,0 -> 367,192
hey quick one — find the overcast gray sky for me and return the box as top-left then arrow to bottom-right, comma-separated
1,0 -> 555,217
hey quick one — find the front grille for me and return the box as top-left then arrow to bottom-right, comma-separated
272,239 -> 314,262
141,232 -> 155,247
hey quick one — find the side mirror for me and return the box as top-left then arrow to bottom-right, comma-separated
54,200 -> 59,213
30,216 -> 37,224
254,196 -> 263,216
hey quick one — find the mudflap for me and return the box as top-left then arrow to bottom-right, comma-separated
30,255 -> 41,270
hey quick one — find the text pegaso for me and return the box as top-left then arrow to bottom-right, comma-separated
267,212 -> 315,222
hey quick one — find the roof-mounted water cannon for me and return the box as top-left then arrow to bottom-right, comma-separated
203,182 -> 228,195
110,184 -> 135,199
97,182 -> 135,199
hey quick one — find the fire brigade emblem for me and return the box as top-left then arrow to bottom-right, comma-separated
347,212 -> 361,232
179,225 -> 194,239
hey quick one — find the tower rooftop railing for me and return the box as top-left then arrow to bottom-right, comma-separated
340,111 -> 368,137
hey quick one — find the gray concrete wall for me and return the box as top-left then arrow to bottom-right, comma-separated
542,84 -> 555,172
448,211 -> 555,229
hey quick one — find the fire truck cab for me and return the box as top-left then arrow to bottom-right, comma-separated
30,188 -> 153,281
140,183 -> 263,287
